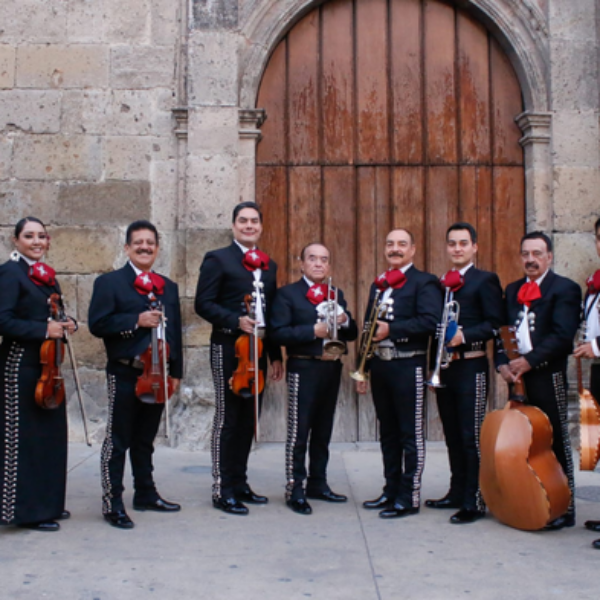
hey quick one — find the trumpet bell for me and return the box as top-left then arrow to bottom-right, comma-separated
350,370 -> 368,382
426,374 -> 446,389
323,340 -> 346,357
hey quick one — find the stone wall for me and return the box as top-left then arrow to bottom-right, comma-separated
1,0 -> 600,447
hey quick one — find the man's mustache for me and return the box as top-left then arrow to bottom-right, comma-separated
136,249 -> 153,255
388,252 -> 404,258
525,261 -> 538,270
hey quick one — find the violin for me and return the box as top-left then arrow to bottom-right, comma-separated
230,294 -> 264,400
136,293 -> 174,408
35,293 -> 67,410
479,325 -> 571,530
577,347 -> 600,470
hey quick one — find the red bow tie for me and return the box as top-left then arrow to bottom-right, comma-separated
306,283 -> 334,305
440,269 -> 464,292
134,272 -> 165,295
242,249 -> 270,271
375,269 -> 407,291
517,281 -> 541,307
28,262 -> 56,287
587,270 -> 600,294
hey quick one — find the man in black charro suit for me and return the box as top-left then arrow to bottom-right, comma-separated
89,220 -> 183,529
496,231 -> 581,531
425,222 -> 503,524
271,243 -> 358,515
195,201 -> 283,515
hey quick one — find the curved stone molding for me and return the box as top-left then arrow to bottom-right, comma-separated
516,111 -> 552,147
239,0 -> 550,113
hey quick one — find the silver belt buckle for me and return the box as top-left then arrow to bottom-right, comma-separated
378,347 -> 394,361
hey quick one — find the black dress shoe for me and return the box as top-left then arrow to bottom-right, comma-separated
19,521 -> 60,532
235,488 -> 269,504
593,538 -> 600,549
379,503 -> 419,519
133,498 -> 181,512
307,490 -> 347,503
213,497 -> 249,515
363,494 -> 393,510
287,498 -> 312,515
104,510 -> 135,529
544,514 -> 575,530
57,510 -> 71,520
585,520 -> 600,532
424,494 -> 461,509
450,508 -> 485,524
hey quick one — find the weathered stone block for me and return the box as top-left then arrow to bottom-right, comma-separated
110,46 -> 175,90
151,0 -> 180,45
551,110 -> 600,168
57,180 -> 151,225
550,39 -> 599,111
69,323 -> 107,370
76,274 -> 97,323
13,134 -> 102,180
0,45 -> 16,89
187,106 -> 239,156
0,1 -> 68,44
150,159 -> 178,230
181,346 -> 215,406
61,90 -> 110,135
185,154 -> 239,229
182,297 -> 212,347
103,136 -> 153,180
49,226 -> 121,273
192,0 -> 238,29
0,227 -> 13,261
549,0 -> 597,42
553,232 -> 597,290
66,0 -> 107,43
108,90 -> 157,136
105,0 -> 150,43
58,274 -> 78,320
184,228 -> 232,297
16,45 -> 109,89
188,31 -> 239,106
553,167 -> 600,232
0,90 -> 61,133
0,180 -> 59,223
0,137 -> 11,180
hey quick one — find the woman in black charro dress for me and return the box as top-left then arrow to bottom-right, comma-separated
0,217 -> 77,531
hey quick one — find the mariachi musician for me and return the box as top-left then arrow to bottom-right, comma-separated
425,222 -> 503,524
195,201 -> 283,515
573,216 -> 600,549
357,229 -> 442,519
496,231 -> 581,530
0,217 -> 76,532
89,220 -> 183,529
271,243 -> 358,515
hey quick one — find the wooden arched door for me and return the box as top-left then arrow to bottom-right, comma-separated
256,0 -> 525,442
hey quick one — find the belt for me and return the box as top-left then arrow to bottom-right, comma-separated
593,359 -> 600,366
289,355 -> 339,362
374,348 -> 426,361
117,358 -> 145,370
448,350 -> 487,361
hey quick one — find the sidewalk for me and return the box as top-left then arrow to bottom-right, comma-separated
2,442 -> 599,600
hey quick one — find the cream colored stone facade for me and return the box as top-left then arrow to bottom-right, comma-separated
0,0 -> 599,446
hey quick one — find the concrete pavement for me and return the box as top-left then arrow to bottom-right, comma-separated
1,442 -> 599,600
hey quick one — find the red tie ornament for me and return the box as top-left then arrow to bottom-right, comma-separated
306,283 -> 334,305
374,269 -> 407,291
587,270 -> 600,294
242,249 -> 270,271
517,281 -> 541,308
440,269 -> 464,293
134,272 -> 165,295
28,262 -> 56,287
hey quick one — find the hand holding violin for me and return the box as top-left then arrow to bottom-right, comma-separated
138,309 -> 163,328
47,318 -> 77,339
238,315 -> 256,334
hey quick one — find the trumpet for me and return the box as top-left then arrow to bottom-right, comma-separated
318,277 -> 346,357
427,287 -> 460,388
350,291 -> 386,382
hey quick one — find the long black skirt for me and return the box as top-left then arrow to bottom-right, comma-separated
0,339 -> 68,526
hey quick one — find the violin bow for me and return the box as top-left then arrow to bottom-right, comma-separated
160,308 -> 171,441
253,317 -> 260,443
64,329 -> 92,446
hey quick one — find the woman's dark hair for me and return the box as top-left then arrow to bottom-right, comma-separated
15,216 -> 47,238
126,220 -> 160,245
232,201 -> 263,223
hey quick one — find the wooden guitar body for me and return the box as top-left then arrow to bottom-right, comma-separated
579,387 -> 600,471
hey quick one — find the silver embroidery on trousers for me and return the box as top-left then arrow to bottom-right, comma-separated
2,342 -> 24,524
412,367 -> 426,508
474,371 -> 487,512
553,371 -> 575,516
285,372 -> 300,501
100,374 -> 117,514
210,344 -> 225,500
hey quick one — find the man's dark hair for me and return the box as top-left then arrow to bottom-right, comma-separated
14,216 -> 46,239
388,228 -> 415,244
300,242 -> 329,261
126,220 -> 160,245
521,231 -> 552,252
446,222 -> 477,244
595,217 -> 600,233
232,201 -> 263,223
